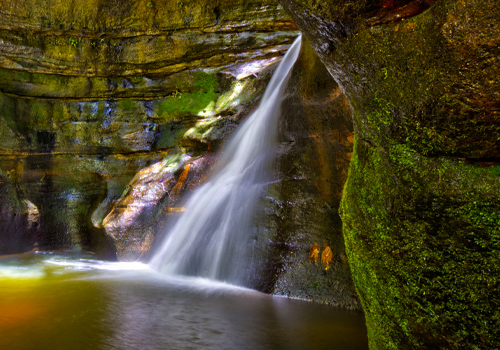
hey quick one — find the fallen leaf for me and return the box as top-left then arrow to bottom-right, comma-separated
321,245 -> 333,270
309,243 -> 320,264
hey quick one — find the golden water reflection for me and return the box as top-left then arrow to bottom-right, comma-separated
0,253 -> 368,350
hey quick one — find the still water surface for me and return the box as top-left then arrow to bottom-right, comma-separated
0,253 -> 368,350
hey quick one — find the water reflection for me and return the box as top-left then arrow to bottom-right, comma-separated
0,253 -> 367,350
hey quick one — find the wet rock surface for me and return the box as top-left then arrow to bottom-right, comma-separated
280,0 -> 500,348
252,40 -> 359,308
0,0 -> 298,258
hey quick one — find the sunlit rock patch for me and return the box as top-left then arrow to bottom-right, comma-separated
102,154 -> 193,260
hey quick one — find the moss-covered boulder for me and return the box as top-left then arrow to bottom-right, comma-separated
280,0 -> 500,348
341,138 -> 500,349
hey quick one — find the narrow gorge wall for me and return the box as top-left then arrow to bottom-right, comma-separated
279,0 -> 500,349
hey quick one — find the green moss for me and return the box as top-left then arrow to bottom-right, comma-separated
193,72 -> 217,93
52,104 -> 66,123
341,137 -> 500,349
157,72 -> 219,121
366,93 -> 395,127
183,118 -> 219,140
117,99 -> 137,112
0,92 -> 18,134
488,166 -> 500,176
30,102 -> 53,129
128,76 -> 145,84
333,1 -> 500,159
343,11 -> 448,151
95,102 -> 106,121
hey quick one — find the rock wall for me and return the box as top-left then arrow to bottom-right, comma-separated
0,0 -> 360,310
258,39 -> 359,308
279,0 -> 500,349
0,0 -> 378,312
0,0 -> 299,257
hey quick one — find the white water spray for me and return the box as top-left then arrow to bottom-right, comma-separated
149,35 -> 302,284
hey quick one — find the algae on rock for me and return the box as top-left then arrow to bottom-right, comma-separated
341,138 -> 500,349
280,0 -> 500,348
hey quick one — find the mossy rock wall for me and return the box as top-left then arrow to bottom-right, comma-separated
0,0 -> 299,258
281,0 -> 500,159
280,0 -> 500,348
341,138 -> 500,349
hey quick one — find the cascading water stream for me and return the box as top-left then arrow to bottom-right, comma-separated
149,35 -> 302,285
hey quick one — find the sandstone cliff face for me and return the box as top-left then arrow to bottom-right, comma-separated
261,40 -> 358,307
0,0 -> 298,258
0,0 -> 359,308
280,0 -> 500,348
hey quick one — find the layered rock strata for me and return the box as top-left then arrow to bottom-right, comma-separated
0,0 -> 298,258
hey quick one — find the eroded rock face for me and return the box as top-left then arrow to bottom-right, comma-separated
254,39 -> 359,308
0,0 -> 296,91
0,0 -> 298,257
280,0 -> 500,348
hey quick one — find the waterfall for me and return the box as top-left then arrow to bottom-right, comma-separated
149,35 -> 302,285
